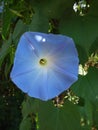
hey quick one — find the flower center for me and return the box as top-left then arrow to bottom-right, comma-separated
39,58 -> 47,66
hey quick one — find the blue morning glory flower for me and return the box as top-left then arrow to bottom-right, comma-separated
10,32 -> 79,101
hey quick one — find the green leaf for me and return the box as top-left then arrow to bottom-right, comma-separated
28,9 -> 49,32
19,117 -> 32,130
2,4 -> 13,39
12,20 -> 28,43
72,68 -> 98,129
21,97 -> 39,118
31,0 -> 74,19
89,37 -> 98,54
0,35 -> 12,66
38,100 -> 81,130
73,68 -> 98,104
59,0 -> 98,57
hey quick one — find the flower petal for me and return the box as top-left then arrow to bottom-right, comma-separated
10,32 -> 79,101
46,67 -> 78,100
28,68 -> 48,100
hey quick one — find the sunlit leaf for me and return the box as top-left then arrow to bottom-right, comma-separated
72,68 -> 98,129
22,97 -> 39,118
38,100 -> 81,130
19,117 -> 32,130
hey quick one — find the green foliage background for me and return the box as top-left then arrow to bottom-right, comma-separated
0,0 -> 98,130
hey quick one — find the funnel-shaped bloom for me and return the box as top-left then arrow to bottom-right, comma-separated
10,32 -> 79,101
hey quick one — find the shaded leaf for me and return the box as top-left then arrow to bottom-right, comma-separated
59,0 -> 98,57
0,35 -> 12,66
28,9 -> 49,32
2,4 -> 13,39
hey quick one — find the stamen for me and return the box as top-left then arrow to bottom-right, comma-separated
39,58 -> 47,66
